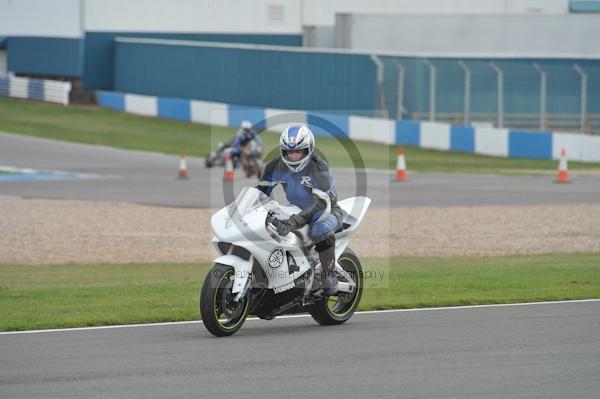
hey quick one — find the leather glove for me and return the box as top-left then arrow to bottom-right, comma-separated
275,219 -> 291,236
274,214 -> 305,236
287,214 -> 305,229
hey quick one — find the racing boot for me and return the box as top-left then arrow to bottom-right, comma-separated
316,238 -> 337,296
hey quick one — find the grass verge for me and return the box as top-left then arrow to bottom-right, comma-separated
1,97 -> 599,173
0,252 -> 598,331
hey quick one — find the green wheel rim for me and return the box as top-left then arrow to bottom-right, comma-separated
327,256 -> 361,318
212,271 -> 249,330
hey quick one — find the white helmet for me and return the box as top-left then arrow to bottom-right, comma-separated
279,125 -> 315,173
241,120 -> 252,130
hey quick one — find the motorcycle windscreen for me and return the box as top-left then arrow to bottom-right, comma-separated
226,187 -> 266,225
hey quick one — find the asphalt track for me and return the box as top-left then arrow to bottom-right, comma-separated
1,300 -> 599,399
2,131 -> 600,208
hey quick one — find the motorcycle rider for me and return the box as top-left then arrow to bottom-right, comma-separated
257,125 -> 343,295
229,120 -> 262,164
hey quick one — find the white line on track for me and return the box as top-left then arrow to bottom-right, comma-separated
1,298 -> 599,336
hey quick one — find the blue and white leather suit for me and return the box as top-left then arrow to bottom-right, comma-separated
257,155 -> 343,243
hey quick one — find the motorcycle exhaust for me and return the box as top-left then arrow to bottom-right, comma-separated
337,281 -> 355,294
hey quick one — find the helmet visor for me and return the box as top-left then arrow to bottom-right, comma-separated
282,148 -> 310,164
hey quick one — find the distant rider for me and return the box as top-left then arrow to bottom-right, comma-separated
229,120 -> 262,163
257,125 -> 343,295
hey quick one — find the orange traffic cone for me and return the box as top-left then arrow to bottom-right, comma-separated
223,153 -> 235,181
178,154 -> 189,179
395,147 -> 408,182
556,148 -> 569,183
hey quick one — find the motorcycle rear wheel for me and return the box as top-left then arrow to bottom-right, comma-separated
200,264 -> 250,337
309,248 -> 363,326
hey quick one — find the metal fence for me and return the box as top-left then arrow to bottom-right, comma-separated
107,37 -> 600,134
373,56 -> 600,134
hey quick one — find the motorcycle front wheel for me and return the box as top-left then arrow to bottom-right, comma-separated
310,248 -> 364,326
200,264 -> 250,337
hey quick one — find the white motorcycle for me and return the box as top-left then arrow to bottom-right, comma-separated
200,187 -> 371,337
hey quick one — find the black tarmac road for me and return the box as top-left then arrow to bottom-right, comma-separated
1,300 -> 599,399
1,131 -> 600,208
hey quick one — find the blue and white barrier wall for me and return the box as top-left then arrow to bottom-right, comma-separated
97,91 -> 600,163
0,76 -> 71,105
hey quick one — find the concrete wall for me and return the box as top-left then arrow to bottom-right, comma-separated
1,0 -> 574,38
336,14 -> 600,56
0,0 -> 303,37
303,0 -> 571,27
0,0 -> 82,37
303,26 -> 335,48
83,0 -> 302,33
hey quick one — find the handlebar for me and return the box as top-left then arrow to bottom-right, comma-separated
266,210 -> 280,230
